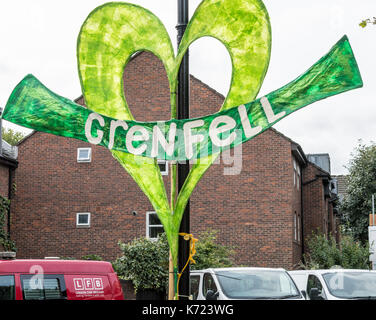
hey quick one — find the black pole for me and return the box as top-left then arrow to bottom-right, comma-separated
176,0 -> 190,300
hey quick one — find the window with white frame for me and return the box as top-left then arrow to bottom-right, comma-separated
76,212 -> 91,228
296,164 -> 301,190
77,148 -> 92,162
294,211 -> 301,243
293,158 -> 300,189
157,160 -> 168,175
297,213 -> 301,242
146,212 -> 164,239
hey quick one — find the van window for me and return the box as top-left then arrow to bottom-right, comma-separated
190,275 -> 200,300
0,275 -> 15,300
203,273 -> 217,297
307,275 -> 326,300
21,275 -> 67,300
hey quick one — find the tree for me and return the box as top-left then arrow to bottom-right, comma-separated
1,127 -> 25,146
302,231 -> 370,270
340,141 -> 376,243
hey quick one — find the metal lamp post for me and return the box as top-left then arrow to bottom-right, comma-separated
176,0 -> 190,300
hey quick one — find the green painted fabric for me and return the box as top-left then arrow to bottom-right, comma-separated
3,36 -> 362,161
1,0 -> 363,277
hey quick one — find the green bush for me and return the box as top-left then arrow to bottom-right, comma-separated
0,196 -> 16,252
303,231 -> 370,270
112,230 -> 235,292
113,233 -> 169,293
191,230 -> 234,270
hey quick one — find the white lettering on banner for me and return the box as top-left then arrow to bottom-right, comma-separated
85,112 -> 105,144
83,97 -> 283,159
151,122 -> 177,157
108,119 -> 128,150
260,96 -> 285,123
209,115 -> 237,147
183,120 -> 205,159
237,105 -> 262,138
126,125 -> 150,155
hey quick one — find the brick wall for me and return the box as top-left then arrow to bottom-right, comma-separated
11,52 -> 308,269
302,161 -> 336,250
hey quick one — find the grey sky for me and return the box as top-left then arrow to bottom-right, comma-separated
0,0 -> 375,174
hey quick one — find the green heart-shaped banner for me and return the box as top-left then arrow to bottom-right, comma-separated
4,36 -> 362,162
1,0 -> 363,284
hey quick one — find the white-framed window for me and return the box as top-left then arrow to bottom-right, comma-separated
293,158 -> 300,189
158,160 -> 168,176
297,213 -> 301,242
146,212 -> 164,239
76,212 -> 91,228
297,164 -> 301,190
77,148 -> 92,162
294,211 -> 301,243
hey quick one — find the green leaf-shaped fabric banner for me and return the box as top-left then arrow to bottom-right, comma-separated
1,0 -> 363,287
3,36 -> 362,161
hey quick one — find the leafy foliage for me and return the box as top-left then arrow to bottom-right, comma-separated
1,127 -> 25,146
302,231 -> 370,270
191,230 -> 235,270
340,142 -> 376,243
0,196 -> 16,252
113,233 -> 170,292
112,230 -> 235,292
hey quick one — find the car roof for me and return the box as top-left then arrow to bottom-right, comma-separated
289,269 -> 375,275
191,267 -> 287,273
0,259 -> 114,274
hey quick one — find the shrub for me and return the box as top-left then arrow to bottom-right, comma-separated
0,196 -> 16,252
191,230 -> 234,270
112,230 -> 235,292
113,233 -> 169,293
303,231 -> 370,270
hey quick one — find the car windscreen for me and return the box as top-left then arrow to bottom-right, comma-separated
322,271 -> 376,299
214,270 -> 300,299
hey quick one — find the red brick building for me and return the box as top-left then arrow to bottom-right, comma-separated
9,52 -> 338,269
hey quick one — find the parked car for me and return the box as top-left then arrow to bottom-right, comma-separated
190,267 -> 305,300
289,269 -> 376,300
0,258 -> 124,300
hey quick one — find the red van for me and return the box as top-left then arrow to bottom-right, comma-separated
0,258 -> 124,300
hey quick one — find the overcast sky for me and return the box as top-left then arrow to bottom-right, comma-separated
1,0 -> 375,174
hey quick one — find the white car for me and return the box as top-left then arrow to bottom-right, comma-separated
190,267 -> 305,300
289,269 -> 376,300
